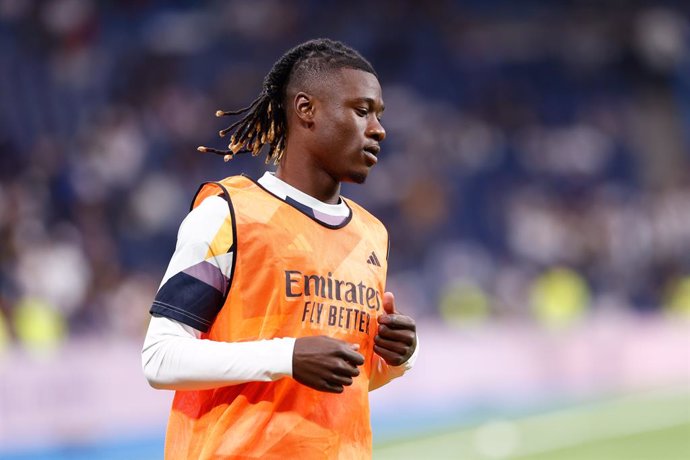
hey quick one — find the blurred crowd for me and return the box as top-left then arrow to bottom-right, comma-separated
1,0 -> 690,350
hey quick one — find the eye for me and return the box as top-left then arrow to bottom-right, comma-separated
355,107 -> 369,117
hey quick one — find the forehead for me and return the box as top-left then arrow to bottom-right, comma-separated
322,68 -> 383,104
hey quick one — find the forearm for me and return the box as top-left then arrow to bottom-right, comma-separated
142,315 -> 295,391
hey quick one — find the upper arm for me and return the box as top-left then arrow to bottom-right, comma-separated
149,195 -> 235,332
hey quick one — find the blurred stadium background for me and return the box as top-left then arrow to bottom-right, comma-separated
1,0 -> 689,459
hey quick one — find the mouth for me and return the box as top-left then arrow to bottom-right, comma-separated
363,145 -> 380,164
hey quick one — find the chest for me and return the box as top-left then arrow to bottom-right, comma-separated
224,201 -> 387,344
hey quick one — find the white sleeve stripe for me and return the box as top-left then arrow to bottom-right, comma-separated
159,195 -> 231,289
208,252 -> 234,276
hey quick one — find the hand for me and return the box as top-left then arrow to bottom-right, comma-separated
374,292 -> 417,366
293,336 -> 365,393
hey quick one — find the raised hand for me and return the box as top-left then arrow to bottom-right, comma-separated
292,336 -> 365,393
374,292 -> 417,366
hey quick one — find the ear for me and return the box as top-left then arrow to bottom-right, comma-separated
293,92 -> 315,127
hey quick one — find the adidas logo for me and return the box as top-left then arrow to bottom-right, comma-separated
367,251 -> 381,267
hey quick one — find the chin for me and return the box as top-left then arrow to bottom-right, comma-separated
346,171 -> 369,184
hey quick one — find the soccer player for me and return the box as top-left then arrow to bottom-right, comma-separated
142,38 -> 418,459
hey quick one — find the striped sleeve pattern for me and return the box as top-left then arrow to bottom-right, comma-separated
150,195 -> 234,332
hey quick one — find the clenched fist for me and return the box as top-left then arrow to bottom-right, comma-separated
374,292 -> 417,366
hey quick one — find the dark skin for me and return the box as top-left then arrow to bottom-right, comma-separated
277,68 -> 417,393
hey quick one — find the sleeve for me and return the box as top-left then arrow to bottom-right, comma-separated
368,336 -> 419,391
142,315 -> 295,390
143,194 -> 297,390
149,194 -> 234,332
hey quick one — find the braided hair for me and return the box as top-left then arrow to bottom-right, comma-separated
198,38 -> 377,164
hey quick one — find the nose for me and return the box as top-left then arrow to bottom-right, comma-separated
366,117 -> 386,142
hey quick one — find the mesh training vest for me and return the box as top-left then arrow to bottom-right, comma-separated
164,176 -> 389,459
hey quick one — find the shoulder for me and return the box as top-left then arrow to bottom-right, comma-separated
342,196 -> 386,230
193,175 -> 267,206
192,174 -> 245,201
191,194 -> 229,219
342,196 -> 389,256
215,174 -> 255,192
179,194 -> 230,243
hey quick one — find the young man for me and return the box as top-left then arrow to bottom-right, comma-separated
142,38 -> 418,459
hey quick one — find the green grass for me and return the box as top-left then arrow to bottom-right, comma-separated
374,388 -> 690,460
514,422 -> 690,460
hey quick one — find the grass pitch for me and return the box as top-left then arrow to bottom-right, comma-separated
374,388 -> 690,460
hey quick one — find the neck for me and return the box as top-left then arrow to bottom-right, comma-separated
275,148 -> 341,204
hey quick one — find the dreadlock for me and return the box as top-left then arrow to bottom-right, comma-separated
197,38 -> 377,164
